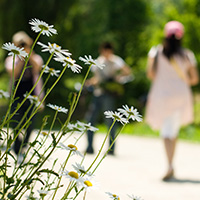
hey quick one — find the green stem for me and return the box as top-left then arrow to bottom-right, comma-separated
92,122 -> 127,174
12,93 -> 77,199
12,116 -> 48,178
86,119 -> 116,173
72,188 -> 84,200
4,52 -> 53,126
60,181 -> 73,200
0,55 -> 62,162
12,31 -> 42,100
51,151 -> 72,200
83,191 -> 87,200
71,64 -> 92,114
1,54 -> 16,129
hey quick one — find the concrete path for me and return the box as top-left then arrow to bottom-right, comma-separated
46,133 -> 200,200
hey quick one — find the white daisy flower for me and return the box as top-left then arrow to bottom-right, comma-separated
42,65 -> 60,77
54,54 -> 82,73
37,42 -> 71,57
79,177 -> 98,192
60,170 -> 81,183
58,143 -> 83,157
29,18 -> 57,37
70,63 -> 82,73
77,121 -> 98,132
79,55 -> 105,69
118,105 -> 143,122
47,103 -> 68,114
0,90 -> 10,99
24,94 -> 41,107
2,42 -> 28,60
72,163 -> 93,176
127,194 -> 143,200
66,122 -> 84,133
106,192 -> 120,200
37,189 -> 49,198
104,111 -> 128,125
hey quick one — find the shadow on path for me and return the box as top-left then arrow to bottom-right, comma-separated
163,177 -> 200,184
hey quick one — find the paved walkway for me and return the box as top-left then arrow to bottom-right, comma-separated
47,133 -> 200,200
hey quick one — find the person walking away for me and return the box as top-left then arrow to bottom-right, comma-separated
145,21 -> 199,180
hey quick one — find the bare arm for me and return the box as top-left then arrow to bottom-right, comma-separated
5,56 -> 25,79
187,66 -> 199,86
115,64 -> 133,83
146,56 -> 156,81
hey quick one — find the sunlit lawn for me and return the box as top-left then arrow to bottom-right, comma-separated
97,122 -> 200,144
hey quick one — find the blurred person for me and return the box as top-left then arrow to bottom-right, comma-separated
5,31 -> 44,155
85,42 -> 132,155
145,21 -> 199,180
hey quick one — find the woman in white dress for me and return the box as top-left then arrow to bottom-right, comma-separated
145,21 -> 199,180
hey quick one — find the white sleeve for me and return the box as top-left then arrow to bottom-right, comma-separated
185,49 -> 197,67
148,46 -> 158,58
5,56 -> 18,71
112,55 -> 126,69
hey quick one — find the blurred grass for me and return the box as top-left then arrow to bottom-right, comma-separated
97,122 -> 200,144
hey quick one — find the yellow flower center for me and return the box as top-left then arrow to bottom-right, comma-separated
84,180 -> 93,187
41,132 -> 48,136
68,171 -> 79,179
50,68 -> 55,71
39,24 -> 49,31
113,194 -> 120,200
68,144 -> 77,150
127,108 -> 133,115
51,43 -> 59,48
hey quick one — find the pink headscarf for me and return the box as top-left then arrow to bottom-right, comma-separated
164,21 -> 184,40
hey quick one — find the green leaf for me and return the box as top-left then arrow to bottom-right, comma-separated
7,177 -> 14,184
51,133 -> 56,147
38,169 -> 59,177
31,178 -> 45,185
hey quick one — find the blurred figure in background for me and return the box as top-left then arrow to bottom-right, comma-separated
145,21 -> 199,180
85,42 -> 132,155
5,31 -> 44,155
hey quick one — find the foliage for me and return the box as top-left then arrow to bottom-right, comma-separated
0,0 -> 200,123
0,0 -> 151,121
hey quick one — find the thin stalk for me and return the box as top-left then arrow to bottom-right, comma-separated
83,191 -> 87,200
1,54 -> 16,128
1,31 -> 42,129
60,181 -> 73,200
12,31 -> 42,100
0,58 -> 63,162
4,52 -> 54,126
72,188 -> 84,200
92,121 -> 128,174
71,64 -> 92,114
51,151 -> 72,200
12,93 -> 76,199
86,119 -> 116,173
12,116 -> 48,178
